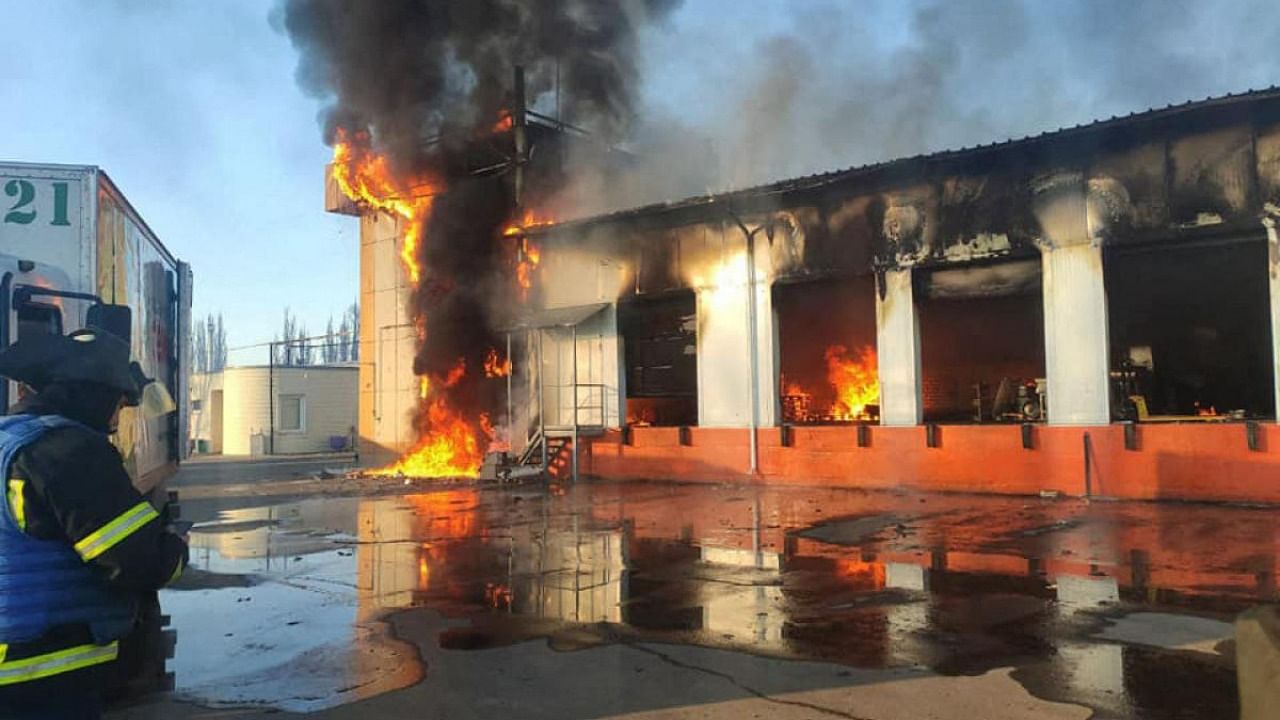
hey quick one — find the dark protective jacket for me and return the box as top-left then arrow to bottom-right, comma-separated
0,394 -> 187,687
1,416 -> 139,649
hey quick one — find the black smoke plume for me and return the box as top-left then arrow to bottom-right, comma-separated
282,0 -> 680,165
280,0 -> 680,445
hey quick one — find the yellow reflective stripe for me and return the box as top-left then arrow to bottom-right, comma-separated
6,479 -> 25,532
166,556 -> 185,586
74,501 -> 159,561
0,641 -> 118,686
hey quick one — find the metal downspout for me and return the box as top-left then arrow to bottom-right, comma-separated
726,210 -> 764,477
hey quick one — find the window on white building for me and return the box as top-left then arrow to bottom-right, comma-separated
278,394 -> 305,432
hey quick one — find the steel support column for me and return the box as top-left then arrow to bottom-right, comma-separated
1040,242 -> 1111,425
875,268 -> 923,426
1265,205 -> 1280,423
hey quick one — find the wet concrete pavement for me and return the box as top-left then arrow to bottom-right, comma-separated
112,481 -> 1273,719
173,454 -> 359,488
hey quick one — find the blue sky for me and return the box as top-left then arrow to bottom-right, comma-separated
2,1 -> 1275,362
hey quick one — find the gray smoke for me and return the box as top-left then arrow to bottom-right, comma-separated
562,0 -> 1280,217
279,0 -> 681,167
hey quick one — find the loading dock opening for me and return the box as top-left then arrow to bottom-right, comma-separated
774,276 -> 879,424
917,259 -> 1046,424
619,292 -> 698,427
1106,237 -> 1275,421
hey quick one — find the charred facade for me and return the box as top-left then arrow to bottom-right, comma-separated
528,89 -> 1280,442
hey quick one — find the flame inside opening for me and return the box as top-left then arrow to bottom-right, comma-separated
782,345 -> 880,423
825,345 -> 880,421
332,129 -> 487,478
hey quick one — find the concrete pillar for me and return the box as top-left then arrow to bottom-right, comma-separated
1033,172 -> 1111,426
696,250 -> 778,428
875,268 -> 922,426
361,213 -> 417,457
1040,242 -> 1111,425
1264,206 -> 1280,422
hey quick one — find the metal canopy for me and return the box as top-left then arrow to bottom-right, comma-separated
500,302 -> 608,331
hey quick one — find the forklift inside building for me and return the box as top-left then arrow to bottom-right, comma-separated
1106,237 -> 1274,421
917,258 -> 1047,424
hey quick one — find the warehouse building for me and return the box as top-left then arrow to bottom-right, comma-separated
331,87 -> 1280,503
509,89 -> 1280,503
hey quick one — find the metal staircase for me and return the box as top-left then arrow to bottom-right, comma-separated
516,430 -> 572,477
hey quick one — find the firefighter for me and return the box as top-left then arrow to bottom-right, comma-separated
0,325 -> 188,720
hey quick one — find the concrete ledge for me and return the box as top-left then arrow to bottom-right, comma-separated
1237,605 -> 1280,719
584,422 -> 1280,503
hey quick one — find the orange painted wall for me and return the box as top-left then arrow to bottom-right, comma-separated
584,423 -> 1280,504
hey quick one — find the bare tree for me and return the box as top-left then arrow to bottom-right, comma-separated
296,323 -> 312,366
337,313 -> 351,362
213,314 -> 227,371
193,313 -> 228,373
194,318 -> 208,374
324,316 -> 338,364
277,308 -> 297,366
347,299 -> 359,361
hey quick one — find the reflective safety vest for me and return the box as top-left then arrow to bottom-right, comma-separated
0,414 -> 140,685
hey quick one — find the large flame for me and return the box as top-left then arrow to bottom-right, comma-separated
332,129 -> 487,478
381,360 -> 487,478
825,345 -> 879,421
331,128 -> 434,284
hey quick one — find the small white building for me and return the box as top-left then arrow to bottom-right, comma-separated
190,365 -> 358,456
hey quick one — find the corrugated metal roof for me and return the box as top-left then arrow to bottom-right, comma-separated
533,86 -> 1280,234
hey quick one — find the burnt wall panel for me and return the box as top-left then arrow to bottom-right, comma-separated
822,195 -> 877,275
773,206 -> 853,279
1088,138 -> 1169,239
677,222 -> 732,288
635,229 -> 682,295
932,149 -> 1040,262
1255,121 -> 1280,207
876,183 -> 939,266
540,95 -> 1280,290
1168,125 -> 1255,226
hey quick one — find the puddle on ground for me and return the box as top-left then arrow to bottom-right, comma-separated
164,483 -> 1277,717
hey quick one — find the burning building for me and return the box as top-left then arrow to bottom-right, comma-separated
289,0 -> 674,473
322,78 -> 606,471
503,88 -> 1280,504
295,5 -> 1280,503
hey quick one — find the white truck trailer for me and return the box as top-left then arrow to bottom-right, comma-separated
0,161 -> 192,494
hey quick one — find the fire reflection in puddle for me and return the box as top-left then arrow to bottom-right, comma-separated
166,483 -> 1270,717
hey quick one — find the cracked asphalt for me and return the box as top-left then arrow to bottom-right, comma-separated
111,479 -> 1268,719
